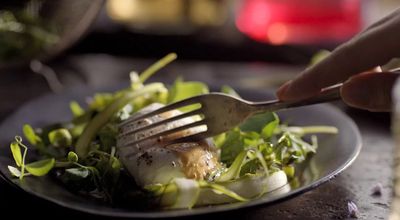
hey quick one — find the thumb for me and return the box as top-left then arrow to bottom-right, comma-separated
341,71 -> 400,112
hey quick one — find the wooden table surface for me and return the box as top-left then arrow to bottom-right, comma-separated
0,55 -> 393,219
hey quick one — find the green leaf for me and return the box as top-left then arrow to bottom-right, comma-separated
8,165 -> 21,177
213,133 -> 226,148
240,112 -> 277,133
69,123 -> 86,138
89,93 -> 114,111
154,87 -> 169,104
70,101 -> 85,117
23,124 -> 41,145
110,156 -> 121,169
10,141 -> 22,167
67,151 -> 79,162
243,131 -> 260,147
220,128 -> 245,166
25,158 -> 55,176
261,113 -> 280,138
48,128 -> 72,147
221,85 -> 240,98
168,78 -> 209,112
283,165 -> 295,178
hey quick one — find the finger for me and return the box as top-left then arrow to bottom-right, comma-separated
341,72 -> 399,112
277,67 -> 381,100
277,10 -> 400,101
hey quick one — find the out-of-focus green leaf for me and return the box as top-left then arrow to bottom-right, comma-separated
67,151 -> 79,163
69,124 -> 86,138
151,86 -> 169,105
221,85 -> 240,98
70,101 -> 85,117
23,124 -> 41,145
48,128 -> 72,147
168,78 -> 209,112
25,158 -> 55,176
0,10 -> 59,61
88,93 -> 114,111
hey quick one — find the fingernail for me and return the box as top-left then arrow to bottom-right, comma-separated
374,66 -> 382,72
342,72 -> 398,112
276,80 -> 292,99
341,85 -> 367,106
342,79 -> 390,111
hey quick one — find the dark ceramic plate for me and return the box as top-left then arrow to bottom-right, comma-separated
0,85 -> 362,218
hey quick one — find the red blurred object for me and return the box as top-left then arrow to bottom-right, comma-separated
236,0 -> 361,45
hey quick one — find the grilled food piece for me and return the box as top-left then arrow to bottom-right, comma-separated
117,103 -> 219,186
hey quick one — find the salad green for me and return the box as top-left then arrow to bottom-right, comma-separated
6,53 -> 338,209
0,9 -> 59,61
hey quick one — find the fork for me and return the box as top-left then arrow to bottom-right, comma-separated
118,85 -> 341,149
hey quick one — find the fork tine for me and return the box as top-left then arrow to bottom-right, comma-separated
118,97 -> 201,128
123,130 -> 209,160
118,108 -> 203,138
119,119 -> 207,148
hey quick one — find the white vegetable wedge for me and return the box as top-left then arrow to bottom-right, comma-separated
154,170 -> 289,208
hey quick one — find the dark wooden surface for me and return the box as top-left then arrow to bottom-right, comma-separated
0,55 -> 393,219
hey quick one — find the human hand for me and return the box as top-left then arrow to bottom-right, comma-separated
276,8 -> 400,112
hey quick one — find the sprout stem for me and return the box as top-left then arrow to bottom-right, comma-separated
139,53 -> 177,83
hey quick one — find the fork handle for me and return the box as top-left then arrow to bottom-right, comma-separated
251,84 -> 342,113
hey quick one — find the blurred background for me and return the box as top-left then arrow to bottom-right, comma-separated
1,1 -> 399,219
1,0 -> 397,62
0,0 -> 398,118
